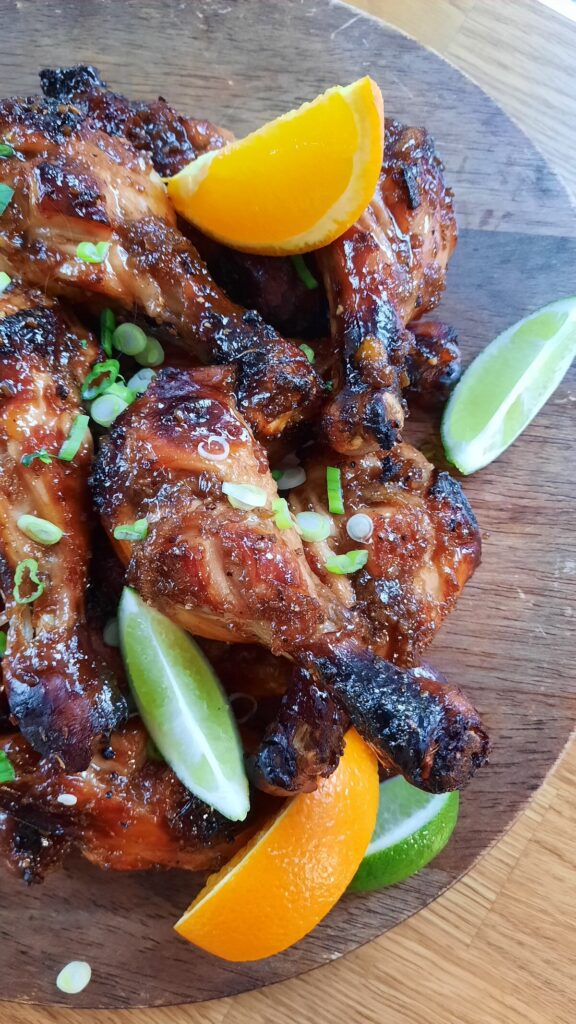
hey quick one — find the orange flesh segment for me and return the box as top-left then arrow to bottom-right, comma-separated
174,729 -> 379,961
167,78 -> 384,255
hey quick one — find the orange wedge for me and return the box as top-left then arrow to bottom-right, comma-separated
174,729 -> 379,961
167,78 -> 384,255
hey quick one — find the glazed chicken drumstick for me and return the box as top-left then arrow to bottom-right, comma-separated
92,367 -> 489,793
318,119 -> 458,453
0,720 -> 262,882
0,286 -> 126,768
0,86 -> 319,440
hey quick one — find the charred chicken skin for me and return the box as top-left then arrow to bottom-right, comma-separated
289,443 -> 481,666
0,83 -> 319,440
0,287 -> 126,769
0,720 -> 261,882
92,368 -> 488,793
318,119 -> 457,453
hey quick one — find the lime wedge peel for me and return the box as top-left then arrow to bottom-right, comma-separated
118,587 -> 250,822
442,297 -> 576,475
349,776 -> 459,892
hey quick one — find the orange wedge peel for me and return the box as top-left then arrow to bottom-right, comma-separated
167,77 -> 384,254
174,729 -> 379,961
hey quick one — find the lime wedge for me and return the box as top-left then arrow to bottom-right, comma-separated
442,297 -> 576,474
118,587 -> 249,821
348,776 -> 459,892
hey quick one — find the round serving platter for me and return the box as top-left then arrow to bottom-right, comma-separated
1,0 -> 575,1008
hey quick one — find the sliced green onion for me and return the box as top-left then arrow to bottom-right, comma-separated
100,308 -> 115,357
21,450 -> 53,467
0,632 -> 6,657
271,469 -> 283,481
79,339 -> 88,349
346,513 -> 374,543
17,514 -> 63,546
90,392 -> 129,428
276,466 -> 306,490
81,359 -> 120,400
103,618 -> 120,647
291,254 -> 318,290
0,183 -> 14,216
0,271 -> 11,293
0,143 -> 15,158
0,750 -> 15,784
326,466 -> 345,515
325,549 -> 369,575
127,368 -> 156,394
55,961 -> 92,995
58,414 -> 90,462
272,497 -> 293,530
112,322 -> 148,355
13,558 -> 45,604
76,240 -> 110,263
113,518 -> 149,542
104,382 -> 137,404
222,482 -> 267,511
299,343 -> 315,364
295,511 -> 331,543
134,335 -> 165,368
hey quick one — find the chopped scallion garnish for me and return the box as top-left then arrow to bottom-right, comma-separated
0,271 -> 11,293
100,308 -> 115,357
0,183 -> 14,216
325,549 -> 369,575
272,497 -> 293,530
222,482 -> 267,511
58,414 -> 90,462
295,511 -> 331,543
90,391 -> 130,427
113,518 -> 149,542
127,368 -> 156,395
112,322 -> 148,355
17,514 -> 63,547
326,466 -> 345,515
134,335 -> 165,368
291,254 -> 318,290
299,343 -> 315,364
81,359 -> 120,400
0,750 -> 15,784
13,558 -> 45,604
76,240 -> 110,263
21,450 -> 53,467
0,143 -> 15,159
275,466 -> 306,490
271,469 -> 283,481
0,632 -> 6,657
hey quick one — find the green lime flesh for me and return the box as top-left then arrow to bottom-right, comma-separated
118,587 -> 249,821
442,296 -> 576,474
349,777 -> 459,893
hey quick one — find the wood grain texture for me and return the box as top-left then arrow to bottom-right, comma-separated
1,0 -> 575,1017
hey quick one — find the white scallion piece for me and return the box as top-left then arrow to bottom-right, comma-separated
222,482 -> 267,510
295,511 -> 331,543
56,961 -> 92,995
127,368 -> 156,395
346,513 -> 374,543
198,434 -> 230,462
276,466 -> 306,490
56,793 -> 77,807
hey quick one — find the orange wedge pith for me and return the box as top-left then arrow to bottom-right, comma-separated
167,77 -> 384,255
174,729 -> 379,961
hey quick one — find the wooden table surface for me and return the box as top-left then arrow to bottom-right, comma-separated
6,1 -> 576,1022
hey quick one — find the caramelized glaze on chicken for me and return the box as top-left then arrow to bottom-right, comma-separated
0,720 -> 262,881
0,287 -> 126,768
318,120 -> 457,453
92,368 -> 488,792
290,443 -> 480,665
0,87 -> 319,439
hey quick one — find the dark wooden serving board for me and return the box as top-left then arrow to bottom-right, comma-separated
1,0 -> 575,1009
